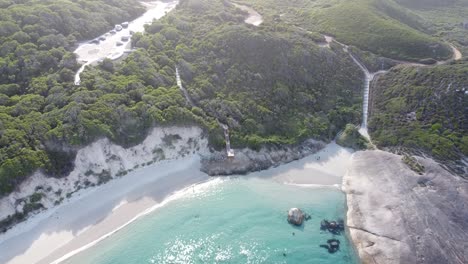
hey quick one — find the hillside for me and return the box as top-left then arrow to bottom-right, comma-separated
80,0 -> 364,150
369,61 -> 468,175
311,0 -> 453,61
0,0 -> 146,196
395,0 -> 459,9
234,0 -> 452,62
0,0 -> 363,197
398,0 -> 468,55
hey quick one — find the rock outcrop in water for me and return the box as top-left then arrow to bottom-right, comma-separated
287,208 -> 304,226
320,239 -> 341,254
320,219 -> 345,235
343,150 -> 468,264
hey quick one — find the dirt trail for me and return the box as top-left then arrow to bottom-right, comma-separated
449,44 -> 462,61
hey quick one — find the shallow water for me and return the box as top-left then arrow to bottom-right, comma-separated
63,178 -> 358,264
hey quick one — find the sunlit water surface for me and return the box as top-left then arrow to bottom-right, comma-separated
63,178 -> 359,264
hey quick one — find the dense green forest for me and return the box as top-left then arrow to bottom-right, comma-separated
81,0 -> 364,152
1,0 -> 465,197
369,61 -> 468,164
0,0 -> 146,195
0,0 -> 365,196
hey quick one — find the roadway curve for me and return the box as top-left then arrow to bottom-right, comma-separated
321,35 -> 463,139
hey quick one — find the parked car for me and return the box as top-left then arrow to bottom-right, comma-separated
122,22 -> 129,28
115,24 -> 123,31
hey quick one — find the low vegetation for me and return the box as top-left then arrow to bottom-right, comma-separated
399,0 -> 468,55
234,0 -> 452,62
369,62 -> 468,163
402,154 -> 425,175
313,0 -> 452,61
336,124 -> 371,150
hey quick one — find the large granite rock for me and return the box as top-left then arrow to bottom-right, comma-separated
343,150 -> 468,264
201,139 -> 325,176
288,208 -> 304,226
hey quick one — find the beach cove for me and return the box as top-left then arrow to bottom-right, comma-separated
0,1 -> 362,261
0,136 -> 360,264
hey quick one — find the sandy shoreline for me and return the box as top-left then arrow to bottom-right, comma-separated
0,155 -> 209,264
0,142 -> 353,264
253,142 -> 353,186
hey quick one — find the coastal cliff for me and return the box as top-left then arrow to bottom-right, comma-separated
343,150 -> 468,264
0,125 -> 328,233
0,126 -> 208,231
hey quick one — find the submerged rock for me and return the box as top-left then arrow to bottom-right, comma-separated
320,239 -> 340,253
320,219 -> 345,235
287,208 -> 304,226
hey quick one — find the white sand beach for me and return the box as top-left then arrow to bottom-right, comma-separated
0,139 -> 353,264
0,156 -> 210,264
255,142 -> 354,186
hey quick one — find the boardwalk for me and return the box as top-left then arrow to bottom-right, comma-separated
175,66 -> 234,157
175,67 -> 195,107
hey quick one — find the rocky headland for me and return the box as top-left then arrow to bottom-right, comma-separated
343,150 -> 468,264
200,139 -> 326,176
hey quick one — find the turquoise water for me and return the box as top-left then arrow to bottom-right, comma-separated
64,178 -> 359,264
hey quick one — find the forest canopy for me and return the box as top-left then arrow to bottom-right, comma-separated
1,0 -> 466,196
0,0 -> 145,195
0,0 -> 364,196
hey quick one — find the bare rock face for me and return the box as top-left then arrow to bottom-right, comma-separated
201,139 -> 326,176
343,150 -> 468,264
287,208 -> 304,226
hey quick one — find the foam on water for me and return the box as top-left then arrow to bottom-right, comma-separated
63,178 -> 359,264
